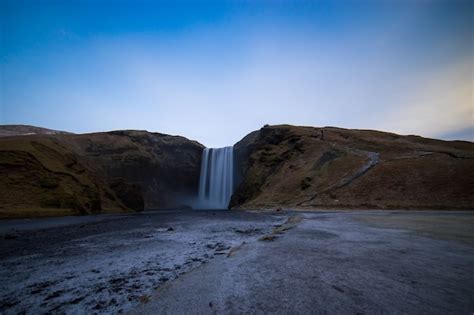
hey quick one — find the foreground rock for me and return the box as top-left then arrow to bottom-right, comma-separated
231,125 -> 474,210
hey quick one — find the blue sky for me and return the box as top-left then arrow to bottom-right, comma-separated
1,0 -> 472,147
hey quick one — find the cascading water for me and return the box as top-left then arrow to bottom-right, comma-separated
198,146 -> 234,209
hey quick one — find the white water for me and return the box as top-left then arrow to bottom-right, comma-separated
198,146 -> 234,209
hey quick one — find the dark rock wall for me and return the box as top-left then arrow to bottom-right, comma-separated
67,130 -> 204,209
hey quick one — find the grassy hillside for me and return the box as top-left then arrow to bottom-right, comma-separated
61,130 -> 204,209
0,128 -> 203,218
231,125 -> 474,210
0,125 -> 71,137
0,136 -> 141,218
2,123 -> 471,217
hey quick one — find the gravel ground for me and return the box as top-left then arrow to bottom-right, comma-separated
132,211 -> 474,314
0,210 -> 287,314
1,210 -> 473,314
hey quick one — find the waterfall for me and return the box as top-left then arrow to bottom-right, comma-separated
198,146 -> 234,209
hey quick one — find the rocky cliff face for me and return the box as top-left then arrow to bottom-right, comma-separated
64,130 -> 204,209
0,127 -> 203,218
230,125 -> 474,210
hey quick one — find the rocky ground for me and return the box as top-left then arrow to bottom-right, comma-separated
0,210 -> 286,314
134,210 -> 474,314
1,210 -> 474,314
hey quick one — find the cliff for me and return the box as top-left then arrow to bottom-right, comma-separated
2,123 -> 472,218
0,127 -> 203,218
63,130 -> 204,209
0,136 -> 136,218
230,125 -> 474,210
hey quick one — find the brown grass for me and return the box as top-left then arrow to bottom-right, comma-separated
232,124 -> 474,210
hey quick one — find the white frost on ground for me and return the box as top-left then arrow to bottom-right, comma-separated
0,211 -> 287,314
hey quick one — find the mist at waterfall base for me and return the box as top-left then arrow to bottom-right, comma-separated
196,147 -> 235,209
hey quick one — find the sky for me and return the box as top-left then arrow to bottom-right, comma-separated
0,0 -> 473,147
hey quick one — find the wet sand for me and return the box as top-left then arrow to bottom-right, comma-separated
1,210 -> 473,314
